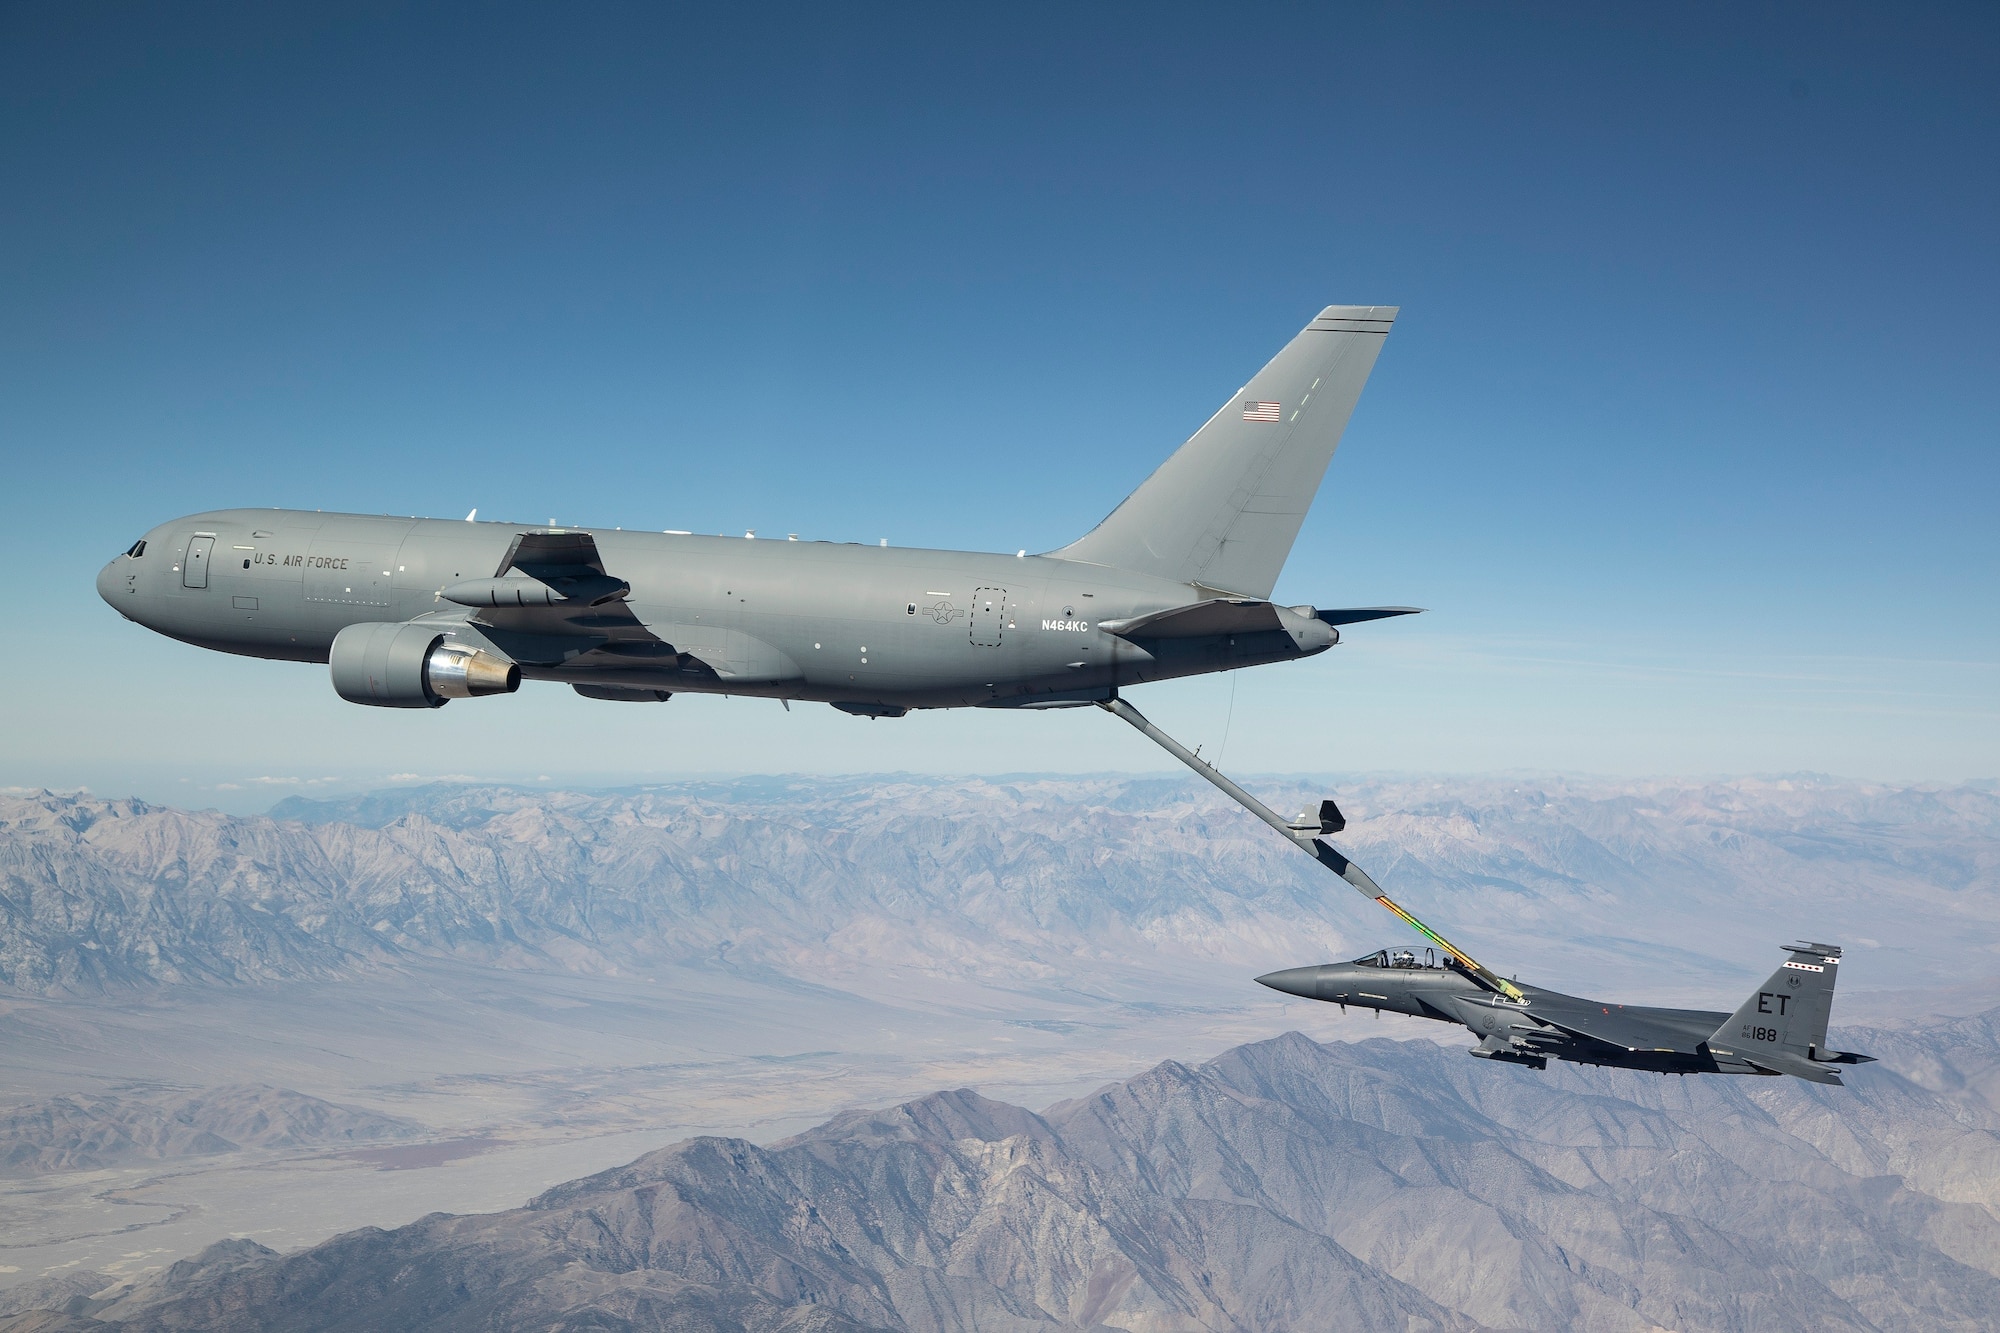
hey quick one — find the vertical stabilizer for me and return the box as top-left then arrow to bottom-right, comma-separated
1710,943 -> 1856,1083
1049,305 -> 1396,598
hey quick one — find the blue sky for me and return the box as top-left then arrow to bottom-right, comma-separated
2,3 -> 1995,809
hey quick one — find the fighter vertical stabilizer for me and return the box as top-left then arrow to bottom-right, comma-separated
1708,943 -> 1873,1084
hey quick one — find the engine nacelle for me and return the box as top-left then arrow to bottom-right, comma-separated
329,623 -> 520,708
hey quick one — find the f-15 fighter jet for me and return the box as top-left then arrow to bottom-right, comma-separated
1258,941 -> 1875,1084
97,307 -> 1415,714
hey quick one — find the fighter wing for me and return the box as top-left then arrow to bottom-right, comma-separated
1522,994 -> 1701,1054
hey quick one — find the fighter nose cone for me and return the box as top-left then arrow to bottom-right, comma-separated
1255,966 -> 1322,1000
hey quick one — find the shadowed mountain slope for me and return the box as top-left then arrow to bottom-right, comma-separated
16,1025 -> 2000,1333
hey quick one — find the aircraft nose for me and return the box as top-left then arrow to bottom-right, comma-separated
97,558 -> 129,616
1255,966 -> 1322,1000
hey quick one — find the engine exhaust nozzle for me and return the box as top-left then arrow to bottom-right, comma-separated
427,646 -> 520,699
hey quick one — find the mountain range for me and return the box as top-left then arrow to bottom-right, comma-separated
12,1020 -> 2000,1332
4,775 -> 1996,1005
5,774 -> 1999,1329
0,1085 -> 420,1177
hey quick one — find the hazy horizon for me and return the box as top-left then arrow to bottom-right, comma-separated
10,760 -> 1997,820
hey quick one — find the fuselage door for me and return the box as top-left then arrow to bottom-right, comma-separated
182,535 -> 214,589
970,586 -> 1007,647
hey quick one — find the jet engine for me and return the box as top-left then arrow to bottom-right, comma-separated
329,622 -> 519,708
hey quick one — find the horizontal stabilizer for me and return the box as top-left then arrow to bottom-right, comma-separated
1317,606 -> 1424,626
1097,598 -> 1337,653
1815,1049 -> 1877,1065
1099,601 -> 1421,639
1741,1050 -> 1848,1085
1097,599 -> 1284,639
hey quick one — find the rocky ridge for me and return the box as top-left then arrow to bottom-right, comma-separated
13,1023 -> 2000,1332
0,1085 -> 422,1176
2,776 -> 1995,1001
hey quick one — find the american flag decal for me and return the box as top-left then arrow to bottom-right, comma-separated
1242,401 -> 1282,422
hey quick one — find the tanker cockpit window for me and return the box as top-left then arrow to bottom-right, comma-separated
125,540 -> 147,558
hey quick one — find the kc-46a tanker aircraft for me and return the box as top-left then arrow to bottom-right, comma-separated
100,306 -> 1412,714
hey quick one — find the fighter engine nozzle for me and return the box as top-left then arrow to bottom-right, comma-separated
1255,966 -> 1323,1000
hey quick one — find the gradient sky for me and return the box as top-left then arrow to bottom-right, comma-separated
3,3 -> 1995,810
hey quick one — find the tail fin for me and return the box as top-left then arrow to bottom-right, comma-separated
1709,943 -> 1869,1084
1049,305 -> 1396,598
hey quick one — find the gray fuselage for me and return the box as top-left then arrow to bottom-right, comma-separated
1259,952 -> 1740,1076
98,508 -> 1333,709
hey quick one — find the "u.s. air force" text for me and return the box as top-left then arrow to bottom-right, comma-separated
251,553 -> 350,569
